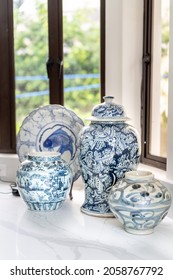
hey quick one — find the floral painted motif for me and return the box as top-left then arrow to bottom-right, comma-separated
79,122 -> 141,216
92,96 -> 126,118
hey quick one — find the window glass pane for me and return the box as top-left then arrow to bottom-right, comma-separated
63,0 -> 101,122
150,0 -> 170,157
13,0 -> 48,133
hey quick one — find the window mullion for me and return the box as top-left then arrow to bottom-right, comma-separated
100,0 -> 106,101
47,0 -> 64,105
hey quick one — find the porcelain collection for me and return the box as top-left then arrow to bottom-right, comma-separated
79,96 -> 141,217
108,170 -> 172,234
16,99 -> 172,235
16,152 -> 72,211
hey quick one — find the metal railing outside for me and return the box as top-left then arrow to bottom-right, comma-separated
16,74 -> 100,99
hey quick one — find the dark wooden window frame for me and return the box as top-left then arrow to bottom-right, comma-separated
141,0 -> 166,170
0,0 -> 105,153
0,0 -> 16,153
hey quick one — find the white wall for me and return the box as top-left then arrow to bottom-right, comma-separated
106,0 -> 143,133
106,0 -> 123,105
122,0 -> 143,132
150,0 -> 162,156
0,154 -> 19,181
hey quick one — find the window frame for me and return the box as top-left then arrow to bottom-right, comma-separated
0,0 -> 105,153
141,0 -> 166,170
0,0 -> 16,153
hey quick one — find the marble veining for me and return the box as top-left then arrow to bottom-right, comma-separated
0,182 -> 173,260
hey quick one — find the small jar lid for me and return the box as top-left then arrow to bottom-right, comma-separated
86,96 -> 130,122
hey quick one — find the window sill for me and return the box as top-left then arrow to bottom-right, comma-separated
0,181 -> 173,260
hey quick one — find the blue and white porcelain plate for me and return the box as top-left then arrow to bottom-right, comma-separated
16,104 -> 84,182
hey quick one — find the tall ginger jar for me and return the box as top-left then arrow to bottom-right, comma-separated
79,96 -> 141,217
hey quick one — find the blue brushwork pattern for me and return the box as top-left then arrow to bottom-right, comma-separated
43,128 -> 74,158
16,154 -> 72,211
79,122 -> 141,216
108,177 -> 172,233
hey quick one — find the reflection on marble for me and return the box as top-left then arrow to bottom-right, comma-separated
0,181 -> 173,260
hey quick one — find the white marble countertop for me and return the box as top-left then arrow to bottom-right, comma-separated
0,181 -> 173,260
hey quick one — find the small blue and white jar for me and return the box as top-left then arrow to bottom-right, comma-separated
108,170 -> 172,234
79,96 -> 141,217
16,152 -> 72,211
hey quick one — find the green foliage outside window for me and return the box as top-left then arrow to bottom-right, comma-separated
14,0 -> 100,132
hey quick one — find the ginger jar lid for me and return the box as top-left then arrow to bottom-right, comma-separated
86,96 -> 130,122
